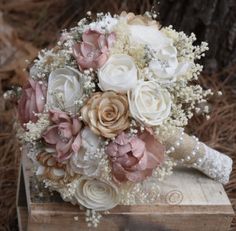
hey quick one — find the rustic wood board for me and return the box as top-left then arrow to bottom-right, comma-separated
17,154 -> 234,231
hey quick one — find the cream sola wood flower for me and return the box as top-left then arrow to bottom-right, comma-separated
47,67 -> 83,113
69,127 -> 102,177
128,80 -> 172,126
73,176 -> 119,211
98,54 -> 138,93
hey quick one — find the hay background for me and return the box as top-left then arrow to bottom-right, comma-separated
0,0 -> 235,230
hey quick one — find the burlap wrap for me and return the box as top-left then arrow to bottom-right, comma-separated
160,129 -> 232,184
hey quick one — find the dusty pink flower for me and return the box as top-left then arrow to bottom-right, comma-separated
18,79 -> 46,126
72,30 -> 116,70
42,110 -> 82,162
106,130 -> 165,183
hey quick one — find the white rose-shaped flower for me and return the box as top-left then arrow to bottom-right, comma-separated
128,80 -> 171,126
98,54 -> 138,93
129,25 -> 172,51
74,176 -> 119,211
47,67 -> 83,113
148,45 -> 191,83
69,127 -> 101,177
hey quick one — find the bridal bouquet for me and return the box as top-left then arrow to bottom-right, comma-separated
17,11 -> 232,227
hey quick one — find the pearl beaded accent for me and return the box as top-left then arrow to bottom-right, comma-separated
166,130 -> 184,155
165,131 -> 204,167
177,135 -> 202,166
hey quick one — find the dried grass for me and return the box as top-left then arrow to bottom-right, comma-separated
189,68 -> 236,230
0,0 -> 235,230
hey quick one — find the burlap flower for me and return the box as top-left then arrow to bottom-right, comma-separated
36,151 -> 74,183
120,11 -> 160,28
81,91 -> 130,138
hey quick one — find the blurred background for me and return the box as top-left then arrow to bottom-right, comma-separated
0,0 -> 235,230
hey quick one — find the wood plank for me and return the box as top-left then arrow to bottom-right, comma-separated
22,150 -> 33,214
157,168 -> 231,205
17,207 -> 28,231
20,152 -> 234,231
17,163 -> 28,231
27,213 -> 233,231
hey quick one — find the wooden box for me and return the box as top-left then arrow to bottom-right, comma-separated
17,155 -> 234,231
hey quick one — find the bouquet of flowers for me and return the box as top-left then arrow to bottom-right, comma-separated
17,11 -> 232,227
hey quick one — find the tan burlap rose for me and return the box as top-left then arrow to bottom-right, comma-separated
81,91 -> 130,138
120,11 -> 160,28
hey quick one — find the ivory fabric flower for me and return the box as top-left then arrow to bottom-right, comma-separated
69,127 -> 101,177
106,131 -> 165,183
128,80 -> 171,126
42,110 -> 82,162
98,54 -> 138,93
72,29 -> 116,70
128,24 -> 172,52
18,79 -> 46,125
81,91 -> 130,138
74,176 -> 119,211
47,67 -> 83,113
148,45 -> 191,83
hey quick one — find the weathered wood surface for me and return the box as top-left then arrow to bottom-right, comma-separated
17,154 -> 234,231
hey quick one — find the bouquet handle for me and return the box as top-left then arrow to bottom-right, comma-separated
161,129 -> 232,184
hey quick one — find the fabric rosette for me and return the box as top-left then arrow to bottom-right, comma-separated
148,45 -> 191,84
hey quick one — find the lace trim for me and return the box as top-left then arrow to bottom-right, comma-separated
194,144 -> 232,184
